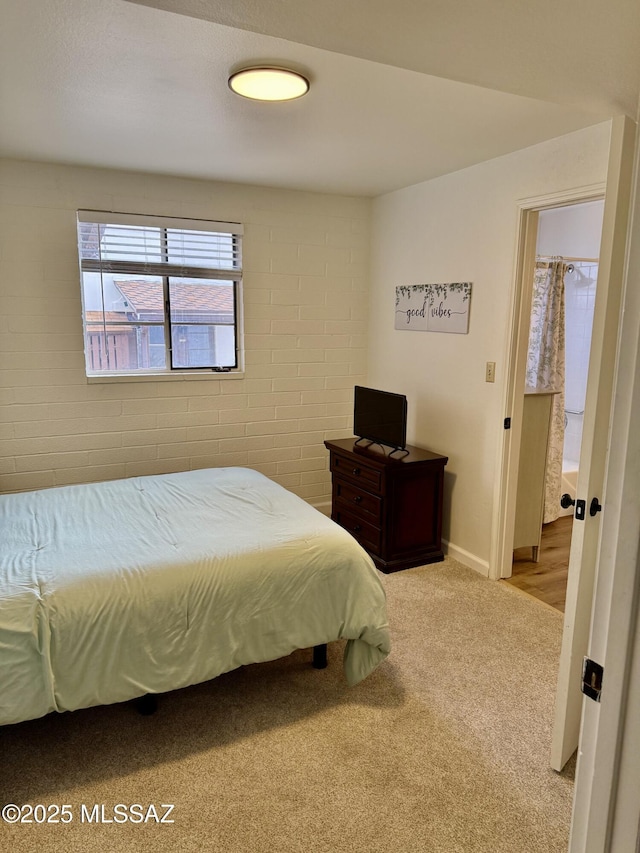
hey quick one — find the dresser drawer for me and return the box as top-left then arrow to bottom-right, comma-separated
330,454 -> 382,493
333,508 -> 381,554
334,479 -> 382,522
325,438 -> 448,572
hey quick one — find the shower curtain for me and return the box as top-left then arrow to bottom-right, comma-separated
526,258 -> 566,524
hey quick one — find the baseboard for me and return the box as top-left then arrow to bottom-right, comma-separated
442,539 -> 490,578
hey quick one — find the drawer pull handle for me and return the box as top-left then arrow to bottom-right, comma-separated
354,495 -> 362,503
353,524 -> 362,533
352,467 -> 360,476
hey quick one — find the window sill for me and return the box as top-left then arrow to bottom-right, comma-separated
86,370 -> 245,384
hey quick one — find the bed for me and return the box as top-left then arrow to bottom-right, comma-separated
0,467 -> 390,727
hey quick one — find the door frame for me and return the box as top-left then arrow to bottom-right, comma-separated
567,116 -> 639,852
489,184 -> 605,583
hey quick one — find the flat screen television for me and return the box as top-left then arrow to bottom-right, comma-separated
354,386 -> 407,451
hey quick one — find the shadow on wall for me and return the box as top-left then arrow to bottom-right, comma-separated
441,469 -> 456,544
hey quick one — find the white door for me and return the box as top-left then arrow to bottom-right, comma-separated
568,117 -> 640,853
550,115 -> 636,771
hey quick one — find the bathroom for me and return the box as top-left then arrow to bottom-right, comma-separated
508,198 -> 604,609
535,199 -> 604,516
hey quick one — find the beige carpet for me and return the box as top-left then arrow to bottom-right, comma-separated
1,558 -> 574,852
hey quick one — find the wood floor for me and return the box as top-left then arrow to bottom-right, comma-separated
504,515 -> 573,612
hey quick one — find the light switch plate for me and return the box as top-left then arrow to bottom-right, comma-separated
486,362 -> 496,383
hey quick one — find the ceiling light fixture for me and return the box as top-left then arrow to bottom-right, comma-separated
228,66 -> 310,102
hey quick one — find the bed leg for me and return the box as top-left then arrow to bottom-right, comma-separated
312,644 -> 328,669
134,693 -> 158,716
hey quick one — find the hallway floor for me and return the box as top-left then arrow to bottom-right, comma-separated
506,515 -> 573,612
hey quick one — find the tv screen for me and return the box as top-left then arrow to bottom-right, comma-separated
354,386 -> 407,451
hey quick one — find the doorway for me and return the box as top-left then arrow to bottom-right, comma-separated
506,200 -> 604,612
490,116 -> 635,774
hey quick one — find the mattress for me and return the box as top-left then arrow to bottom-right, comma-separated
0,467 -> 390,726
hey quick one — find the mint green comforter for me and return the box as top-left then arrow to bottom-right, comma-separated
0,467 -> 390,726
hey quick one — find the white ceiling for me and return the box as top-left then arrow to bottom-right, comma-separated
1,0 -> 638,197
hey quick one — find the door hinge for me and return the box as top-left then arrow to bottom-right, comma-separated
582,657 -> 604,702
504,417 -> 511,430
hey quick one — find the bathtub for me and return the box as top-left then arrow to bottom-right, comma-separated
560,463 -> 578,517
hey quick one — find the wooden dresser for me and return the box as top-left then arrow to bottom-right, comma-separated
324,438 -> 448,573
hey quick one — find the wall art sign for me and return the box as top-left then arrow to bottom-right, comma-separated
395,282 -> 472,333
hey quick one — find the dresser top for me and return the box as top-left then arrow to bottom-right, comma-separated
325,437 -> 447,467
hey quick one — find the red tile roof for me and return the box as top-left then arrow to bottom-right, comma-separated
85,311 -> 134,332
115,279 -> 233,314
86,311 -> 129,323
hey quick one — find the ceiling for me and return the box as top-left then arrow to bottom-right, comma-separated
1,0 -> 639,197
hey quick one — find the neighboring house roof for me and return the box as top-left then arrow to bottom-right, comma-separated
115,279 -> 234,315
85,310 -> 135,332
85,311 -> 129,323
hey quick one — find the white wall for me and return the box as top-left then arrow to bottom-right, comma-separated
536,200 -> 605,257
0,160 -> 370,501
369,123 -> 611,573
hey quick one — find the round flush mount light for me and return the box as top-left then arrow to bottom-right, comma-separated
228,66 -> 310,102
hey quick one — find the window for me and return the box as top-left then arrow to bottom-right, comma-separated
77,210 -> 243,376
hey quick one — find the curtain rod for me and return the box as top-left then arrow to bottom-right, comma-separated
536,254 -> 599,263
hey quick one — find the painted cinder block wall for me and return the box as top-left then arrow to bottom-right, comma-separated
0,159 -> 370,502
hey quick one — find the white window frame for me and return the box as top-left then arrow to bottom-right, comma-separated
77,210 -> 244,382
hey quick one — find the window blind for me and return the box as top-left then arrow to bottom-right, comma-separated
77,211 -> 242,280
